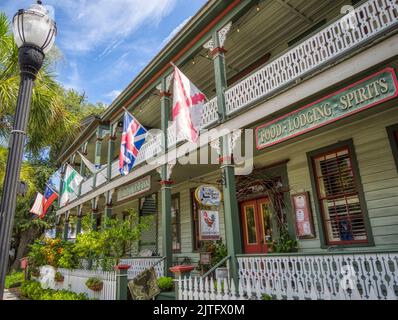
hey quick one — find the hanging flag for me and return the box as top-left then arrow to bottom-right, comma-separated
172,65 -> 206,143
119,110 -> 148,176
60,164 -> 84,206
41,185 -> 58,218
47,168 -> 62,193
30,192 -> 44,217
77,151 -> 108,177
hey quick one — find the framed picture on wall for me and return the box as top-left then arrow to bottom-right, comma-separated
291,192 -> 316,239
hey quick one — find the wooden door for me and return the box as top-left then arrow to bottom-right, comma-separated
240,198 -> 273,254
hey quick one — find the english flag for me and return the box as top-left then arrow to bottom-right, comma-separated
172,65 -> 206,143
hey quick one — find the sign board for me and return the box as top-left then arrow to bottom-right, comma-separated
195,185 -> 222,207
199,210 -> 220,241
291,192 -> 315,239
215,268 -> 229,280
256,68 -> 398,149
117,175 -> 151,202
200,252 -> 212,265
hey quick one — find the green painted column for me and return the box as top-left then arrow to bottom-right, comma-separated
91,198 -> 99,231
104,190 -> 114,228
107,130 -> 116,181
211,29 -> 242,286
159,77 -> 173,276
63,211 -> 70,241
78,154 -> 86,196
115,265 -> 129,300
75,205 -> 83,235
92,127 -> 104,188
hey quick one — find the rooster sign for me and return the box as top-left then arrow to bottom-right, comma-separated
199,210 -> 220,240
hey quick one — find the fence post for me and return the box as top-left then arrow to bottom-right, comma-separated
115,265 -> 130,300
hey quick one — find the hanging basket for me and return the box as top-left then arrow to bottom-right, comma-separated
86,278 -> 103,292
54,272 -> 64,283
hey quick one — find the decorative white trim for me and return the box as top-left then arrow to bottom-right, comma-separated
218,22 -> 232,48
156,162 -> 175,181
203,38 -> 215,52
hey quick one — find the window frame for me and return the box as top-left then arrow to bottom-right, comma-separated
307,139 -> 374,248
387,124 -> 398,173
171,193 -> 181,254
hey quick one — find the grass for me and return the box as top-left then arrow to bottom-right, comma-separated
5,271 -> 24,289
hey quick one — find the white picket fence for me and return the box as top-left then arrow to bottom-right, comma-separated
119,257 -> 165,280
38,266 -> 117,300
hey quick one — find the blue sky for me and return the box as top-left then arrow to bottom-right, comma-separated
2,0 -> 207,105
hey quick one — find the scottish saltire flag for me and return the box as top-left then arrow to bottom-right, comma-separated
42,185 -> 58,218
30,193 -> 44,217
60,164 -> 84,206
172,65 -> 206,143
77,151 -> 108,178
119,111 -> 147,176
47,168 -> 62,193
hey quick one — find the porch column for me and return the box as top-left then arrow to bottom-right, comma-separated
63,211 -> 70,241
93,126 -> 104,188
107,124 -> 117,181
91,197 -> 99,231
104,190 -> 114,228
78,149 -> 86,196
208,23 -> 242,285
158,76 -> 173,276
75,205 -> 83,235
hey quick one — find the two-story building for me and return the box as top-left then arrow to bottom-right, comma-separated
55,0 -> 398,299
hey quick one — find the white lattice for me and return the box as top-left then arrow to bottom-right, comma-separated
237,252 -> 398,300
225,0 -> 398,115
119,257 -> 165,280
200,97 -> 219,129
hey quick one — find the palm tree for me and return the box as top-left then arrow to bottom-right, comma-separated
0,12 -> 78,156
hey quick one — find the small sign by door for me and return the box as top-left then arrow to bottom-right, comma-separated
291,192 -> 315,239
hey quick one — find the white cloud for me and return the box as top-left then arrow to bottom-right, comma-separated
63,61 -> 82,92
106,89 -> 122,100
48,0 -> 178,55
161,15 -> 192,47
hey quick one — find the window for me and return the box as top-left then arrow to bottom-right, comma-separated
191,189 -> 203,252
309,142 -> 371,246
171,194 -> 181,253
387,124 -> 398,172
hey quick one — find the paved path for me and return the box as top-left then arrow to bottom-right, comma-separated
3,289 -> 19,300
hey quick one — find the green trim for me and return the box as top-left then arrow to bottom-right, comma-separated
306,139 -> 375,249
387,123 -> 398,173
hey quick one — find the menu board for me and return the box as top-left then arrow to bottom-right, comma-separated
291,192 -> 315,239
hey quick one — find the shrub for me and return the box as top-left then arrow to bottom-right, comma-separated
5,271 -> 24,289
157,277 -> 174,292
85,277 -> 103,291
262,294 -> 274,300
20,280 -> 88,300
54,271 -> 64,282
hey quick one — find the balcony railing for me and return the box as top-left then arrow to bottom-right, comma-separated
225,0 -> 398,115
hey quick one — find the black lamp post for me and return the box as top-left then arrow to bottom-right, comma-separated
0,1 -> 56,298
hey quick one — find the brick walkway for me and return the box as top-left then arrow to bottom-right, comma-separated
3,289 -> 19,300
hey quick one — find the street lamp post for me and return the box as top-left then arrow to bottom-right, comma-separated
0,1 -> 56,298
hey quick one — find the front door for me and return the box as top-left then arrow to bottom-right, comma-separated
240,198 -> 273,254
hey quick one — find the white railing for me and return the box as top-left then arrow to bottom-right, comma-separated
178,276 -> 261,300
135,133 -> 163,166
111,160 -> 119,179
80,176 -> 93,195
237,252 -> 398,300
39,267 -> 117,300
225,0 -> 398,115
95,167 -> 108,187
120,257 -> 165,280
200,97 -> 219,129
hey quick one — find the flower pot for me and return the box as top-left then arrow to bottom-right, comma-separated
87,282 -> 103,292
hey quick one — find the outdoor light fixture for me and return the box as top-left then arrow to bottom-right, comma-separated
0,1 -> 56,299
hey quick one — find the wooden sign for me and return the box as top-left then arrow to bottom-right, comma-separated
195,185 -> 222,207
291,192 -> 315,239
200,252 -> 212,265
256,68 -> 398,149
199,210 -> 221,240
117,175 -> 151,202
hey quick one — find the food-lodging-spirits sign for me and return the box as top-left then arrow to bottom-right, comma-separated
117,175 -> 151,202
256,68 -> 398,150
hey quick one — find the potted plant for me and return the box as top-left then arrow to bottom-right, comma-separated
85,277 -> 103,292
54,271 -> 64,283
156,277 -> 175,300
30,267 -> 40,278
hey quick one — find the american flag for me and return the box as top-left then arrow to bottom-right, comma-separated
119,111 -> 147,176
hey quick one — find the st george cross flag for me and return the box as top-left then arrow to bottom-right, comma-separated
119,111 -> 148,176
60,164 -> 84,206
30,192 -> 44,217
172,65 -> 206,143
42,185 -> 58,217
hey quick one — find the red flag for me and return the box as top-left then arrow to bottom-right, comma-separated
172,66 -> 206,143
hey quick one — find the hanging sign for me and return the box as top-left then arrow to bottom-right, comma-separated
291,192 -> 315,239
199,210 -> 221,241
117,175 -> 151,202
195,185 -> 222,207
256,68 -> 398,149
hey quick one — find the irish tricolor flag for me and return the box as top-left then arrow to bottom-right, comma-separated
60,164 -> 84,206
172,65 -> 206,143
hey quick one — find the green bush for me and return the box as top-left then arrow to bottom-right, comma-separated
262,293 -> 274,300
85,277 -> 103,291
157,277 -> 174,292
20,280 -> 88,300
5,271 -> 24,289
